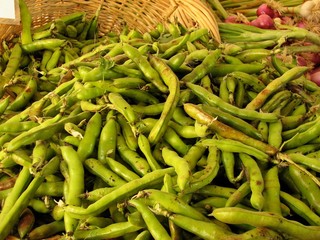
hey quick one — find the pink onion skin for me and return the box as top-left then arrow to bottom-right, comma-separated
224,15 -> 246,24
309,67 -> 320,86
250,14 -> 275,29
296,20 -> 307,28
256,4 -> 280,18
311,53 -> 320,65
296,55 -> 308,66
280,16 -> 294,25
297,52 -> 320,67
225,15 -> 238,23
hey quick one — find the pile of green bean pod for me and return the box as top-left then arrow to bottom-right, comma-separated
1,2 -> 320,239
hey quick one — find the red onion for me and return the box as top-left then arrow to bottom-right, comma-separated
225,15 -> 238,23
280,16 -> 295,25
310,53 -> 320,65
296,20 -> 307,28
296,55 -> 308,66
250,14 -> 275,29
297,52 -> 320,67
256,3 -> 280,18
309,66 -> 320,86
224,15 -> 247,24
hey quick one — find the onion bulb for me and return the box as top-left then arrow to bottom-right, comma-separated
309,66 -> 320,86
250,14 -> 275,29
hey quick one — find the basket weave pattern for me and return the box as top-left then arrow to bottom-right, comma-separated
0,0 -> 220,42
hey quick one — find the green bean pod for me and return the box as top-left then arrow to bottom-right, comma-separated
138,188 -> 209,221
116,133 -> 151,176
212,207 -> 320,240
103,157 -> 140,182
61,145 -> 84,231
97,112 -> 117,161
267,119 -> 283,150
17,208 -> 35,239
0,121 -> 39,133
129,198 -> 171,240
7,77 -> 37,111
229,71 -> 266,92
261,90 -> 292,113
148,55 -> 180,145
288,164 -> 320,215
225,181 -> 251,207
201,104 -> 264,141
162,147 -> 191,191
0,166 -> 31,223
117,114 -> 138,151
181,49 -> 221,83
210,63 -> 265,77
239,153 -> 265,210
183,141 -> 207,170
2,43 -> 23,86
64,167 -> 175,218
219,75 -> 229,103
108,92 -> 138,125
77,112 -> 102,162
21,39 -> 66,53
280,190 -> 320,226
221,151 -> 237,184
160,212 -> 233,240
282,115 -> 320,150
27,221 -> 65,240
185,103 -> 278,156
167,51 -> 188,71
84,158 -> 127,187
0,157 -> 58,240
245,66 -> 308,110
200,138 -> 270,162
160,33 -> 190,59
19,0 -> 32,45
138,133 -> 162,171
186,82 -> 279,122
263,166 -> 282,215
45,48 -> 62,71
168,121 -> 199,139
284,152 -> 320,172
184,146 -> 220,194
235,48 -> 274,63
122,43 -> 168,93
74,220 -> 142,240
6,111 -> 92,152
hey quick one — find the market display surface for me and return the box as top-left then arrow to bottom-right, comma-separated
1,0 -> 320,239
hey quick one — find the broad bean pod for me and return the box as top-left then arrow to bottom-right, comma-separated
122,43 -> 168,93
263,166 -> 282,215
212,207 -> 320,240
184,103 -> 277,156
6,111 -> 92,152
245,66 -> 308,110
129,198 -> 171,240
162,147 -> 191,191
84,158 -> 127,187
186,82 -> 278,122
201,104 -> 263,140
64,167 -> 175,218
288,164 -> 320,216
116,133 -> 151,176
0,157 -> 59,240
240,153 -> 265,210
184,146 -> 220,194
181,49 -> 221,83
103,157 -> 140,182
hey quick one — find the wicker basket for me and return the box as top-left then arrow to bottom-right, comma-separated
0,0 -> 220,43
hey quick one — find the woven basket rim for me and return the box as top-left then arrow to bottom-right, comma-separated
0,0 -> 221,43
